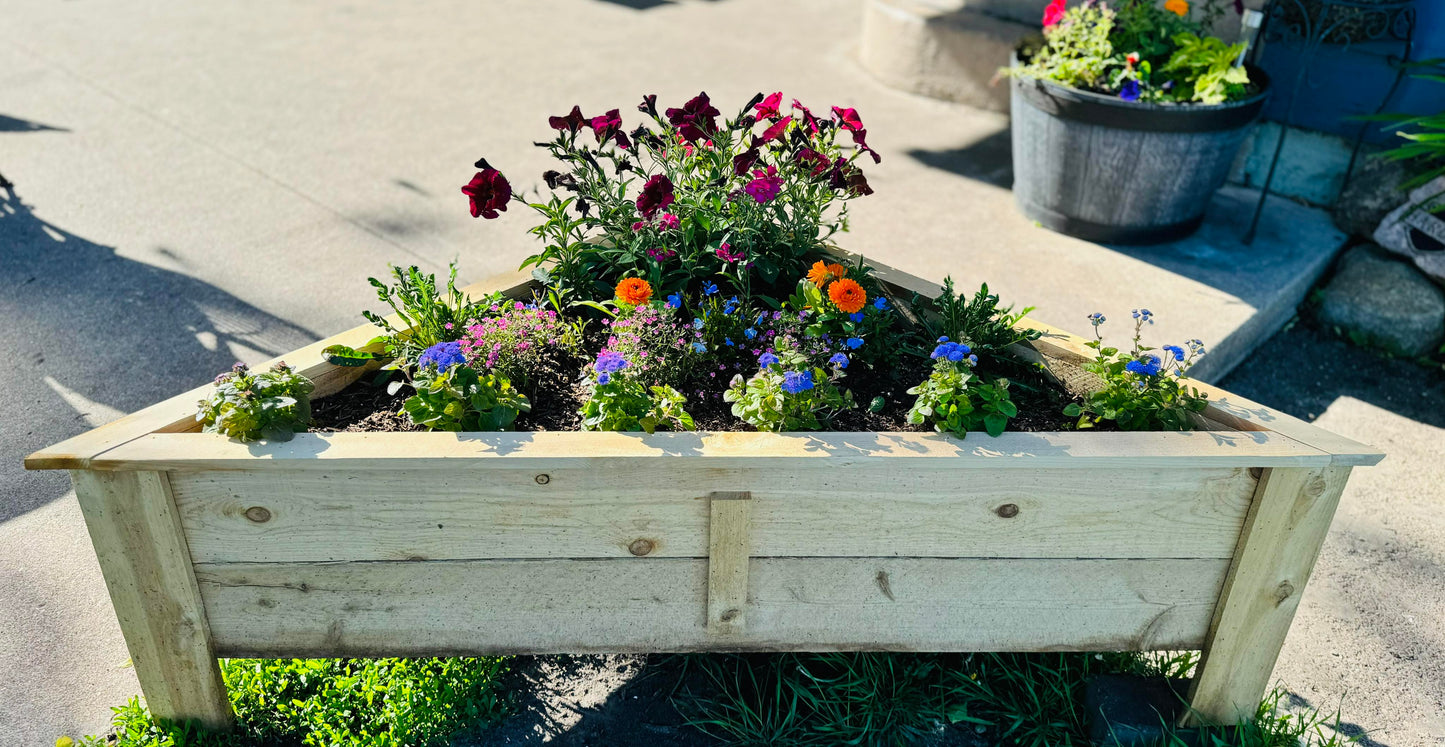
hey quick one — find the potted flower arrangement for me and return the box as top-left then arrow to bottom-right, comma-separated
1008,0 -> 1271,243
27,90 -> 1379,734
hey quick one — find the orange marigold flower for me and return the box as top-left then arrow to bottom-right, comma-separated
1164,0 -> 1188,16
615,277 -> 653,306
805,261 -> 850,287
828,278 -> 867,314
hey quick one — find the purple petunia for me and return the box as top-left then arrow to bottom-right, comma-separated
744,166 -> 784,204
1120,79 -> 1141,102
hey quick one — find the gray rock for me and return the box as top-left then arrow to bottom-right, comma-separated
1332,156 -> 1412,239
1316,245 -> 1445,356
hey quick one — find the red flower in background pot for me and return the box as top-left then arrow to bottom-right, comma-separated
549,105 -> 588,133
1042,0 -> 1066,27
462,163 -> 512,219
635,174 -> 675,218
755,92 -> 784,121
665,92 -> 720,142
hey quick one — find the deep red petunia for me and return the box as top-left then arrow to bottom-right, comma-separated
733,146 -> 760,176
791,99 -> 821,137
462,168 -> 512,219
755,92 -> 784,121
665,92 -> 721,143
1042,0 -> 1067,27
590,108 -> 631,148
793,148 -> 831,178
635,174 -> 675,218
549,105 -> 588,133
827,158 -> 873,197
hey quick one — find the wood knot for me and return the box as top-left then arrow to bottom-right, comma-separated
534,474 -> 551,485
995,503 -> 1020,519
1305,476 -> 1327,498
628,539 -> 655,557
1274,580 -> 1295,606
243,506 -> 272,523
719,608 -> 740,622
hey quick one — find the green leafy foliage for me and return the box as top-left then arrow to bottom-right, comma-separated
1064,310 -> 1209,431
579,377 -> 695,433
1367,60 -> 1445,190
363,262 -> 498,363
1010,0 -> 1254,105
724,336 -> 854,431
322,343 -> 383,367
907,359 -> 1017,438
197,362 -> 314,442
921,277 -> 1040,361
77,657 -> 509,747
402,364 -> 529,431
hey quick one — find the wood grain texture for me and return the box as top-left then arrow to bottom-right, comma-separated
94,429 -> 1333,473
707,491 -> 752,636
72,470 -> 233,730
1186,466 -> 1352,725
1010,318 -> 1385,467
194,556 -> 1229,657
171,467 -> 1257,563
24,271 -> 534,471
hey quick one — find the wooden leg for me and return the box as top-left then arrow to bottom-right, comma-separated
706,491 -> 752,637
72,470 -> 234,730
1186,466 -> 1351,725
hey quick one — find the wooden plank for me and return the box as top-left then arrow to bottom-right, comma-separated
194,556 -> 1229,657
171,467 -> 1258,563
71,470 -> 233,730
1186,466 -> 1352,725
707,492 -> 753,636
1011,318 -> 1385,467
93,429 -> 1333,473
24,270 -> 535,471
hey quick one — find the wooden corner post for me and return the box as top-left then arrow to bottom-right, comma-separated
1186,466 -> 1352,725
706,491 -> 753,637
71,470 -> 234,730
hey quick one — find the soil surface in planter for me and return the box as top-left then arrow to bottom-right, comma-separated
311,351 -> 1090,434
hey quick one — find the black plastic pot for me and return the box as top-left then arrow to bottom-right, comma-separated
1010,69 -> 1271,245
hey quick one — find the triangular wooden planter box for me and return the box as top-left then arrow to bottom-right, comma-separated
28,257 -> 1382,731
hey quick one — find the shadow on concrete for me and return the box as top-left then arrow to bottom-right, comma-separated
0,186 -> 317,520
1220,320 -> 1445,430
0,114 -> 70,133
592,0 -> 675,9
1284,691 -> 1391,747
906,128 -> 1014,189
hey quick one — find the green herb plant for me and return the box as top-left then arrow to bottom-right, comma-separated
362,262 -> 497,363
1162,33 -> 1250,104
197,362 -> 314,442
923,277 -> 1040,361
1063,310 -> 1208,431
402,364 -> 530,432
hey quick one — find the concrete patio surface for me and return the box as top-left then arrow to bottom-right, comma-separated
0,1 -> 1439,745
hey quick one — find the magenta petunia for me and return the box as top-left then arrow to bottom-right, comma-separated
647,247 -> 677,262
548,105 -> 588,133
755,92 -> 783,121
1042,0 -> 1066,27
744,166 -> 784,204
635,174 -> 675,218
462,167 -> 512,219
794,148 -> 831,178
590,108 -> 630,148
665,92 -> 721,143
831,106 -> 864,133
715,243 -> 745,263
791,99 -> 820,136
758,116 -> 792,145
658,213 -> 680,231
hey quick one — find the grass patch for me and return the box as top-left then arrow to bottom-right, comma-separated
77,657 -> 509,747
672,651 -> 1362,747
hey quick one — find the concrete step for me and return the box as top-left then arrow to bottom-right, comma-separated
861,0 -> 1038,112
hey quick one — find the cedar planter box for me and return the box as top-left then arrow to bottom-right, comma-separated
26,261 -> 1382,732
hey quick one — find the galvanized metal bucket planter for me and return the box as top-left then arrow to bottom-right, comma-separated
1010,69 -> 1271,244
28,257 -> 1379,733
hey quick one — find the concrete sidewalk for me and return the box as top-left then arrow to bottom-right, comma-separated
1,1 -> 1439,745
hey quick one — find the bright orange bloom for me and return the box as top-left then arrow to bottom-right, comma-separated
828,278 -> 867,314
1164,0 -> 1188,16
615,277 -> 653,306
805,260 -> 850,287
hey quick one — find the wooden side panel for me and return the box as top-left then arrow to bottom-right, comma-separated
1185,466 -> 1352,725
171,467 -> 1258,563
195,557 -> 1229,657
71,470 -> 233,730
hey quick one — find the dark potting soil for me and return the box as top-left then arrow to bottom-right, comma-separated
308,350 -> 1088,435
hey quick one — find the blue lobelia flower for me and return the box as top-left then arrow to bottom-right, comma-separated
849,311 -> 864,323
828,353 -> 849,369
692,317 -> 705,330
744,328 -> 757,340
666,293 -> 682,309
874,297 -> 890,311
702,281 -> 719,296
781,369 -> 815,394
759,352 -> 780,366
725,337 -> 735,347
691,341 -> 707,353
724,296 -> 740,315
846,337 -> 864,349
418,341 -> 467,373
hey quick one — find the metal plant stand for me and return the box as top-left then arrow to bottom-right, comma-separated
1244,0 -> 1416,243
